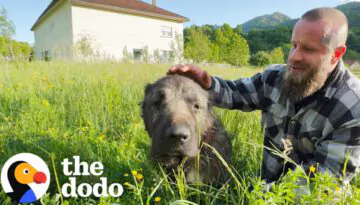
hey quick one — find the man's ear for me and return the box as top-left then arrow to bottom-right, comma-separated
331,46 -> 346,64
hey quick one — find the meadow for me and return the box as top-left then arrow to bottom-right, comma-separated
0,61 -> 360,205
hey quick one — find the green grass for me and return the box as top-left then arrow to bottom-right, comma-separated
0,61 -> 360,204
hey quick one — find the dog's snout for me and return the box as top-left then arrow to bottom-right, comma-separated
167,125 -> 190,142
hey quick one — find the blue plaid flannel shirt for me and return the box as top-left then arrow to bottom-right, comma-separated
209,61 -> 360,184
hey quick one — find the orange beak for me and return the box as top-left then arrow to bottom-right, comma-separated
33,172 -> 47,184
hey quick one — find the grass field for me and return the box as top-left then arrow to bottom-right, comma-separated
0,61 -> 360,204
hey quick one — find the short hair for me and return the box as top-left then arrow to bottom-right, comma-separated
301,7 -> 348,49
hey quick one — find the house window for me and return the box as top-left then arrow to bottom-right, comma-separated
162,50 -> 174,58
133,49 -> 143,60
161,26 -> 172,38
41,50 -> 51,61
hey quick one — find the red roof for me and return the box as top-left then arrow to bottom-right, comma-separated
31,0 -> 189,30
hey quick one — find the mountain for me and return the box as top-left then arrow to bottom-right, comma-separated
242,2 -> 360,32
280,2 -> 360,29
336,2 -> 360,29
241,12 -> 291,33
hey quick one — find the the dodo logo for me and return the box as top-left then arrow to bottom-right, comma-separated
1,153 -> 50,203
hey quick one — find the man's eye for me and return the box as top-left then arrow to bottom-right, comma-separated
304,47 -> 316,52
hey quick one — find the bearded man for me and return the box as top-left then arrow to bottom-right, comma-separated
167,7 -> 360,191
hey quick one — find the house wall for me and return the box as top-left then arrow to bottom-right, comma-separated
33,0 -> 73,60
71,4 -> 184,62
350,62 -> 360,70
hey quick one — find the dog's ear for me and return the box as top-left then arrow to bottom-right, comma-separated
141,83 -> 153,135
144,83 -> 153,94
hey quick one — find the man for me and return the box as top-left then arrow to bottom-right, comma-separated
168,7 -> 360,188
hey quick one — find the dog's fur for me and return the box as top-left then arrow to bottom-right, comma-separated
141,75 -> 231,184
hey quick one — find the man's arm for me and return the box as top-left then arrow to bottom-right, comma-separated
209,73 -> 266,111
167,64 -> 281,111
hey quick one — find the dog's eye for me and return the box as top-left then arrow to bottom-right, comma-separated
194,103 -> 200,110
152,90 -> 165,108
153,99 -> 162,107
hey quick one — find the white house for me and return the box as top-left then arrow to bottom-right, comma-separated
31,0 -> 189,62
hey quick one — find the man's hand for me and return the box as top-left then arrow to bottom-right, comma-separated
167,64 -> 212,89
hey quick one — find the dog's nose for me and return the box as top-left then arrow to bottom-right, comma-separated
167,125 -> 190,142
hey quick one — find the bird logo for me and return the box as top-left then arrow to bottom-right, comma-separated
1,153 -> 50,203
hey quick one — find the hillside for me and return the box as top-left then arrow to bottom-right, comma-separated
241,12 -> 291,33
244,2 -> 360,31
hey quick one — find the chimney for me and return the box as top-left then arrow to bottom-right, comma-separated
152,0 -> 156,7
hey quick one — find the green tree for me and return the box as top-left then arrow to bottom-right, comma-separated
225,34 -> 250,66
184,27 -> 211,63
208,43 -> 220,63
0,7 -> 15,60
250,51 -> 272,67
234,24 -> 243,35
213,28 -> 229,62
281,43 -> 292,62
344,49 -> 360,61
269,47 -> 285,64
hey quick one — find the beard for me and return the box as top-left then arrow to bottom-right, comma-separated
282,60 -> 328,102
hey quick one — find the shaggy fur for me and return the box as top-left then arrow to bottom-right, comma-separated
141,75 -> 231,184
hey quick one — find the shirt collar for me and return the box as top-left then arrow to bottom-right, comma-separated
322,60 -> 346,100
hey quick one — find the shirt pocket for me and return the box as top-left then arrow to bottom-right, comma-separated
262,104 -> 287,138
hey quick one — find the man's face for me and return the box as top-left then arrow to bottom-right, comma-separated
283,19 -> 334,101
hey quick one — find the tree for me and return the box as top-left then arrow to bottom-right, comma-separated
269,47 -> 285,64
213,28 -> 229,62
170,32 -> 184,64
250,51 -> 272,67
184,27 -> 211,63
344,49 -> 360,61
225,34 -> 250,66
0,7 -> 15,39
0,7 -> 15,60
234,24 -> 243,35
281,43 -> 292,62
122,46 -> 133,63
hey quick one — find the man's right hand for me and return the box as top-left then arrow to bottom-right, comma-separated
167,64 -> 212,89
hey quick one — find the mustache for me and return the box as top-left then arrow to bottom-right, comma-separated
287,62 -> 309,69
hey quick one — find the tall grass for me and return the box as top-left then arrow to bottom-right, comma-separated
0,61 -> 359,204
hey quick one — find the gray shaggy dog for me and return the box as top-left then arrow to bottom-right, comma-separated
141,74 -> 232,184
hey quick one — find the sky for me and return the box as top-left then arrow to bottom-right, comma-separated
0,0 -> 358,44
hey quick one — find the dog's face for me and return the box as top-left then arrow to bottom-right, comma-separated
141,75 -> 213,168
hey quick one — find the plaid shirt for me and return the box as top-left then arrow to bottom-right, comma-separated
209,61 -> 360,184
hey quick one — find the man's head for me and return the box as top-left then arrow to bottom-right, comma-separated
283,7 -> 348,102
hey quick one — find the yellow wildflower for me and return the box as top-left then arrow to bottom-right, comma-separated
99,134 -> 105,141
336,186 -> 340,192
154,197 -> 161,203
42,99 -> 49,107
136,173 -> 144,181
131,170 -> 137,176
123,173 -> 129,177
309,166 -> 316,173
48,128 -> 56,133
42,76 -> 48,81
